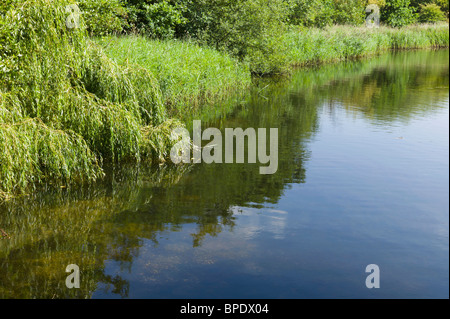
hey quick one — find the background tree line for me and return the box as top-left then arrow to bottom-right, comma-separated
78,0 -> 449,38
76,0 -> 448,74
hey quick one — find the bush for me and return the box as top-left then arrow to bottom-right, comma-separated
411,0 -> 449,16
332,0 -> 367,26
381,0 -> 417,27
174,0 -> 291,75
125,0 -> 186,38
418,3 -> 447,22
368,0 -> 387,6
289,0 -> 334,28
434,0 -> 449,17
78,0 -> 128,36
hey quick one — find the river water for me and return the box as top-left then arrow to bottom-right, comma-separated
0,49 -> 448,299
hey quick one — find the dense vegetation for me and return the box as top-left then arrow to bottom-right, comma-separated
1,49 -> 448,297
79,0 -> 449,73
0,0 -> 448,200
95,36 -> 251,116
79,0 -> 449,35
285,23 -> 449,66
0,0 -> 182,199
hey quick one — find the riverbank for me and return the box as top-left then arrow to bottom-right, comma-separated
1,49 -> 448,298
285,23 -> 449,66
95,36 -> 251,118
0,0 -> 448,200
95,23 -> 449,113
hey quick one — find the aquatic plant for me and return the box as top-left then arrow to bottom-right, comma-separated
285,23 -> 449,66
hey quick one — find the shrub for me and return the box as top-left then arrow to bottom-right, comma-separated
418,3 -> 447,22
332,0 -> 367,26
434,0 -> 449,17
381,0 -> 417,27
174,0 -> 291,75
368,0 -> 387,6
411,0 -> 448,15
125,0 -> 186,38
78,0 -> 128,36
289,0 -> 334,28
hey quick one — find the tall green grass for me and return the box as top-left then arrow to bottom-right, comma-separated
0,1 -> 448,200
0,0 -> 180,199
285,23 -> 449,66
96,36 -> 251,117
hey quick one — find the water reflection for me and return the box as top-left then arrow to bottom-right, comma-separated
0,49 -> 448,298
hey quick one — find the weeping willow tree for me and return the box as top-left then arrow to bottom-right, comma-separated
0,0 -> 181,199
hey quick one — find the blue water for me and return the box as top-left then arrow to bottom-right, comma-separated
1,49 -> 448,299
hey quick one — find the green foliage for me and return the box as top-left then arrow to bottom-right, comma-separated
96,36 -> 250,115
285,24 -> 449,66
0,0 -> 448,200
0,48 -> 447,297
288,0 -> 379,27
332,0 -> 367,25
173,0 -> 291,75
289,0 -> 334,28
418,3 -> 447,22
126,0 -> 186,38
0,0 -> 179,199
78,0 -> 128,36
0,118 -> 103,196
434,0 -> 449,16
411,0 -> 449,15
381,0 -> 417,27
122,1 -> 292,73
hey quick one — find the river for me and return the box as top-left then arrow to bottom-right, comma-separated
0,49 -> 448,299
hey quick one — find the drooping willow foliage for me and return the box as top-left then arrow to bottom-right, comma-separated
0,0 -> 181,199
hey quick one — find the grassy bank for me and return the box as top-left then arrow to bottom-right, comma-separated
285,23 -> 449,66
0,0 -> 448,200
96,23 -> 449,111
95,36 -> 251,117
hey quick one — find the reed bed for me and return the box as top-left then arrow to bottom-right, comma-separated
95,36 -> 251,116
285,23 -> 449,66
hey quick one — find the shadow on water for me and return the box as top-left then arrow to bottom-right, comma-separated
0,49 -> 448,298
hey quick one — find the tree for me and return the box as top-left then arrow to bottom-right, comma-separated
381,0 -> 417,27
418,3 -> 447,22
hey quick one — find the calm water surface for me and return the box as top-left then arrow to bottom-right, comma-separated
0,50 -> 448,299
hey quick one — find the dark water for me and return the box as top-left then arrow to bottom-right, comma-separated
0,50 -> 448,299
